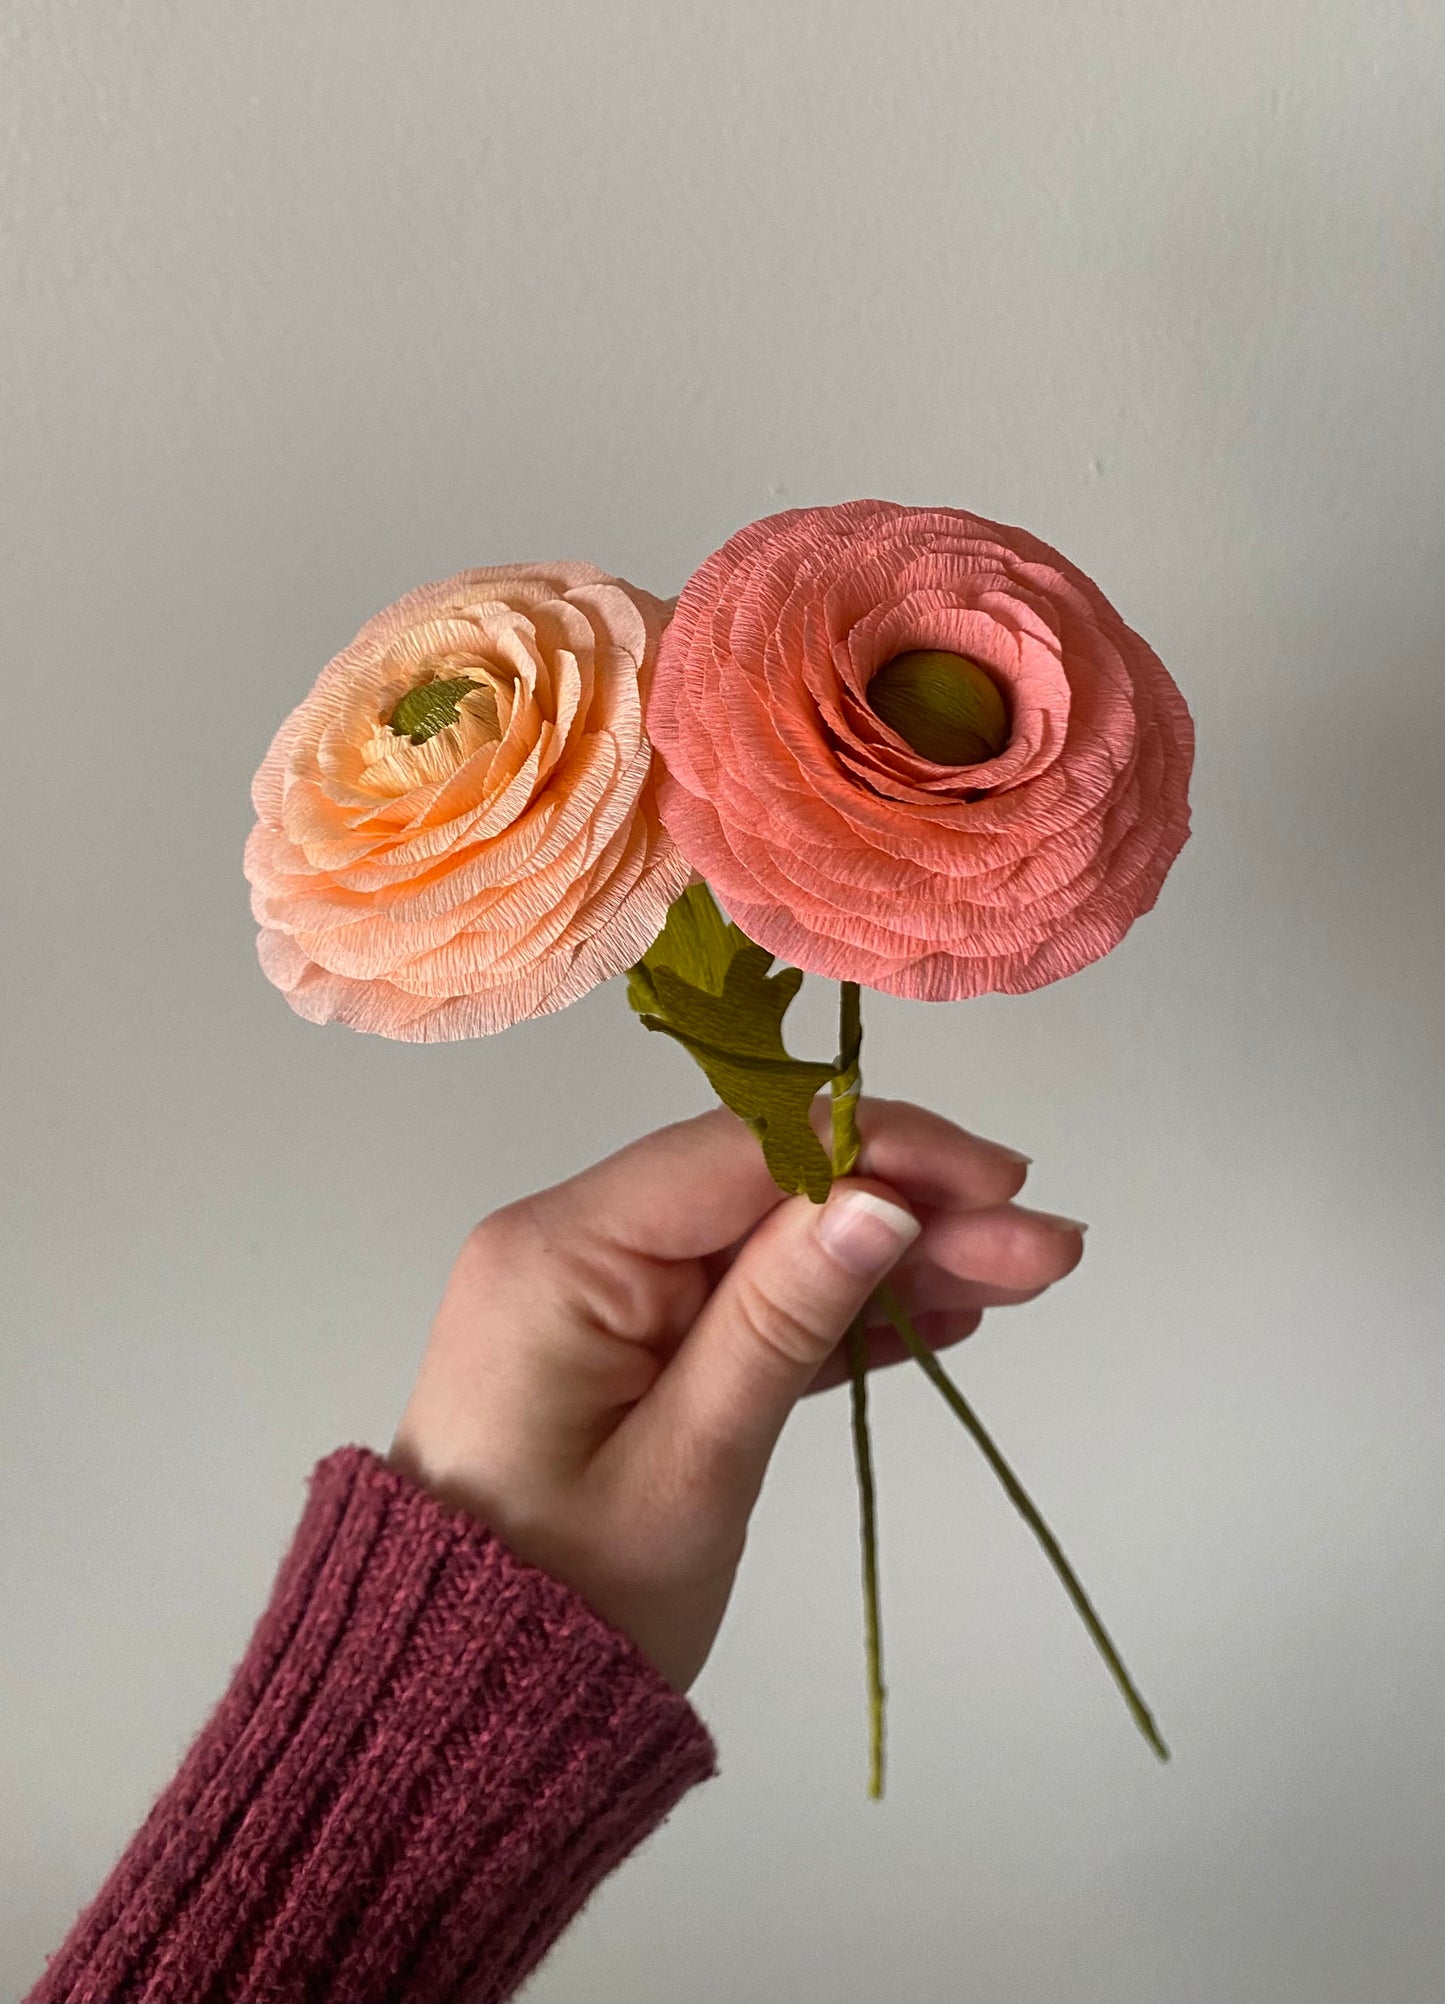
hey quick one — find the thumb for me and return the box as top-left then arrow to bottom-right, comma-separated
629,1179 -> 921,1506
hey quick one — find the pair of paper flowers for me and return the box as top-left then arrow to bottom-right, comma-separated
245,500 -> 1194,1045
245,497 -> 1193,1791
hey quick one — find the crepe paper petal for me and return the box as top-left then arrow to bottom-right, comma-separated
648,501 -> 1194,1001
245,565 -> 689,1040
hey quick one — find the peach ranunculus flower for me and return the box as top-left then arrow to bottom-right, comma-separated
245,563 -> 690,1040
648,500 -> 1194,1001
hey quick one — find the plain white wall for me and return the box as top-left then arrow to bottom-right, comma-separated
3,3 -> 1442,1999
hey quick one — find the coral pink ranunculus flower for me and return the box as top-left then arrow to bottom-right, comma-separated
245,563 -> 689,1040
649,501 -> 1194,999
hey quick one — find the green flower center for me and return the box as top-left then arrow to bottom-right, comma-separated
866,650 -> 1010,766
386,676 -> 483,745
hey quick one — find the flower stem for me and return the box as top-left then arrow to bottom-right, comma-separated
874,1280 -> 1170,1763
831,980 -> 883,1796
846,1314 -> 885,1798
832,978 -> 863,1176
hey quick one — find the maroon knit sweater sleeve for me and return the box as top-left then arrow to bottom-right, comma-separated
27,1446 -> 717,2004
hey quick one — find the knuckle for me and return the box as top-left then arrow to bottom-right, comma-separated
462,1200 -> 542,1272
731,1269 -> 832,1370
996,1215 -> 1047,1280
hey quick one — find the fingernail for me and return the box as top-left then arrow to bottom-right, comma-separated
995,1144 -> 1033,1166
817,1189 -> 921,1277
1035,1210 -> 1089,1234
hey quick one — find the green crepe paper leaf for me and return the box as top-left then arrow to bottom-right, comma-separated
628,885 -> 836,1201
626,878 -> 740,1000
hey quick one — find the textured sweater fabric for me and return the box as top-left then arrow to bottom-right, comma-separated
27,1447 -> 717,2004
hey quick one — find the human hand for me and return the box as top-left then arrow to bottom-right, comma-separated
389,1098 -> 1085,1692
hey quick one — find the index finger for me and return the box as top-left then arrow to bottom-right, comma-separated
531,1105 -> 788,1260
530,1097 -> 1030,1263
855,1097 -> 1032,1212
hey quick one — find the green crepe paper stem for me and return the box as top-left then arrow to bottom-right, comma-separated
830,982 -> 885,1797
845,1315 -> 885,1799
831,978 -> 863,1177
873,1279 -> 1170,1763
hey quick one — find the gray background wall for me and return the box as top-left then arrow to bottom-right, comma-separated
3,4 -> 1442,1999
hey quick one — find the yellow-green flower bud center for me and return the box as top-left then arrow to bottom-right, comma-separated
387,676 -> 481,745
866,650 -> 1010,766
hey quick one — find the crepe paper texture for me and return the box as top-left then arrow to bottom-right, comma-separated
648,499 -> 1193,1002
246,499 -> 1193,1798
244,564 -> 689,1041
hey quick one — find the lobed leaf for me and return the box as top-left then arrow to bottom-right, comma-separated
628,885 -> 836,1201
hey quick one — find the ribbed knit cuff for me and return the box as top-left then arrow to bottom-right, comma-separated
29,1447 -> 717,2004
